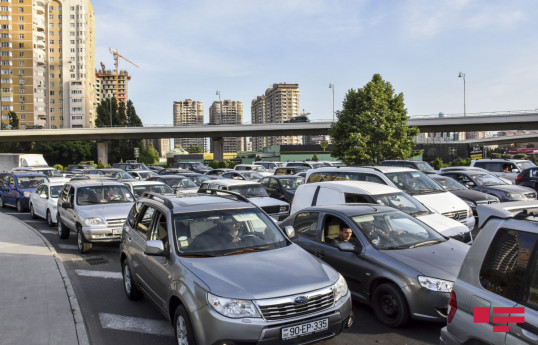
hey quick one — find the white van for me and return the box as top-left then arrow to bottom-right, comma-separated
291,181 -> 473,243
305,166 -> 475,231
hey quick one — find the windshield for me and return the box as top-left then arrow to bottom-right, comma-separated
243,171 -> 263,180
370,192 -> 430,215
132,184 -> 174,198
433,176 -> 466,191
35,169 -> 63,177
191,162 -> 206,169
473,173 -> 506,186
166,178 -> 198,188
312,162 -> 331,168
84,170 -> 104,175
279,177 -> 304,190
17,176 -> 49,189
107,171 -> 134,179
138,171 -> 158,179
250,165 -> 267,172
174,209 -> 288,256
186,175 -> 210,186
415,161 -> 435,172
352,211 -> 445,250
229,184 -> 269,197
77,185 -> 135,205
385,171 -> 445,195
517,161 -> 536,170
50,185 -> 62,198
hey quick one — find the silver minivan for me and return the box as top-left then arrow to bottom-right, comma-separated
120,192 -> 353,345
440,202 -> 538,344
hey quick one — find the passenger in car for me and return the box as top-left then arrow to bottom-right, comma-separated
330,226 -> 355,245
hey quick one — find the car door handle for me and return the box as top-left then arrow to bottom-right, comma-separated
518,323 -> 538,341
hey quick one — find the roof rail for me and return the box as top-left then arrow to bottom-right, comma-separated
197,188 -> 251,203
140,192 -> 174,209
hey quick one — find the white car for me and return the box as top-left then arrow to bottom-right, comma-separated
198,179 -> 290,220
123,180 -> 174,198
126,170 -> 158,180
29,181 -> 65,226
290,181 -> 473,244
233,164 -> 272,177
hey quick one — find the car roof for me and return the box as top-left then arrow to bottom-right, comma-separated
8,172 -> 48,177
38,181 -> 66,186
266,175 -> 303,179
477,201 -> 538,228
305,180 -> 400,194
152,175 -> 188,179
140,193 -> 258,214
123,180 -> 168,186
203,179 -> 259,186
473,158 -> 529,162
67,179 -> 128,187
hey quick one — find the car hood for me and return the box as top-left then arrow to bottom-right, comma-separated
480,184 -> 534,194
449,189 -> 498,202
249,197 -> 289,207
76,202 -> 134,220
181,244 -> 337,299
413,192 -> 468,214
382,239 -> 469,280
416,213 -> 470,237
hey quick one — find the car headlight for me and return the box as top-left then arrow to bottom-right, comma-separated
207,293 -> 261,318
333,274 -> 348,302
279,205 -> 289,212
84,217 -> 105,226
467,207 -> 473,218
24,192 -> 31,197
504,192 -> 524,200
418,276 -> 454,292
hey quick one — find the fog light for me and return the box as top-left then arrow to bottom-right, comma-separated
346,313 -> 355,328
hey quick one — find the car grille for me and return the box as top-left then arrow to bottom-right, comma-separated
107,218 -> 126,231
524,192 -> 536,199
257,288 -> 334,321
442,210 -> 468,221
476,200 -> 500,205
262,206 -> 281,214
450,231 -> 472,244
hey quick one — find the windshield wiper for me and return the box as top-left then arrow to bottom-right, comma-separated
415,188 -> 441,195
382,245 -> 409,250
223,247 -> 266,256
409,210 -> 430,216
409,240 -> 443,248
179,252 -> 217,257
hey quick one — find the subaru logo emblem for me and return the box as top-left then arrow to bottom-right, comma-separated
294,296 -> 308,304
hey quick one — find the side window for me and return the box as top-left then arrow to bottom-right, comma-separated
269,178 -> 279,189
315,188 -> 341,206
59,185 -> 70,202
135,205 -> 156,238
363,174 -> 385,184
149,211 -> 169,253
522,252 -> 538,311
344,193 -> 371,203
480,229 -> 538,301
293,212 -> 319,240
67,187 -> 75,204
126,202 -> 142,228
322,215 -> 354,245
9,177 -> 15,188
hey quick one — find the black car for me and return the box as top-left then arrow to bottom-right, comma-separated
259,175 -> 304,203
146,175 -> 198,193
440,170 -> 536,202
515,167 -> 538,191
171,162 -> 211,174
174,172 -> 211,186
284,116 -> 310,123
157,168 -> 191,175
429,174 -> 500,215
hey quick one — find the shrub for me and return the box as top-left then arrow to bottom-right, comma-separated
53,164 -> 64,171
489,153 -> 502,159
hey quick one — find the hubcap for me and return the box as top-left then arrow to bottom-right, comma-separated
176,315 -> 188,345
381,294 -> 398,317
124,265 -> 132,293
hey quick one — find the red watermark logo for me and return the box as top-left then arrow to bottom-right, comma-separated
473,307 -> 525,333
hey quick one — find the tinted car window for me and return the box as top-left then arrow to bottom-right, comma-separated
479,228 -> 538,301
524,254 -> 538,311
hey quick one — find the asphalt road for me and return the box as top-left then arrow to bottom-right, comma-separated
3,208 -> 444,345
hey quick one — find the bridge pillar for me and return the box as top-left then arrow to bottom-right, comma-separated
96,141 -> 108,166
212,137 -> 224,162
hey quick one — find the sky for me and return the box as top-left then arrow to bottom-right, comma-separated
91,0 -> 538,125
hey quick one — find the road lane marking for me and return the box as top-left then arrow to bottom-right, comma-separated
99,313 -> 174,337
58,244 -> 78,250
75,270 -> 122,279
40,230 -> 57,235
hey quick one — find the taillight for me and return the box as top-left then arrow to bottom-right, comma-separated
447,290 -> 457,323
515,175 -> 522,183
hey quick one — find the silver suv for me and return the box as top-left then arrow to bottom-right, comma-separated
440,201 -> 538,345
120,191 -> 353,345
471,158 -> 536,183
57,179 -> 135,253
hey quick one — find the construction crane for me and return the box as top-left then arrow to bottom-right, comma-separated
108,48 -> 139,101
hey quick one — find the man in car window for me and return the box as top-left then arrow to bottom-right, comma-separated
331,226 -> 354,245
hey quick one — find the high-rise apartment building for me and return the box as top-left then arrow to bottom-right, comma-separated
173,99 -> 204,150
251,83 -> 301,151
209,100 -> 243,153
0,0 -> 95,129
95,67 -> 130,105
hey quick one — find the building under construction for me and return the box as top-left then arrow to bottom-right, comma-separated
95,67 -> 131,105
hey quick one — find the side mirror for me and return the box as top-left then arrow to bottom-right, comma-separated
512,169 -> 520,173
465,181 -> 475,187
337,242 -> 355,252
144,240 -> 164,255
61,201 -> 72,209
284,225 -> 295,239
40,194 -> 47,199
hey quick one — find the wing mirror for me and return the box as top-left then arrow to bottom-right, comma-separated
144,240 -> 164,256
283,225 -> 295,238
61,201 -> 73,209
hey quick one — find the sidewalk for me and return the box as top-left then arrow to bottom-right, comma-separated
0,212 -> 89,345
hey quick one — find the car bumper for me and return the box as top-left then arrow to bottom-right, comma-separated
193,292 -> 353,345
462,216 -> 475,231
403,285 -> 450,322
440,326 -> 461,345
82,225 -> 122,243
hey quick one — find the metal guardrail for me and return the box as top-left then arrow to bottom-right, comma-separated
411,109 -> 538,118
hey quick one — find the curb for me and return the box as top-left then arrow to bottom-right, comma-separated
11,216 -> 90,345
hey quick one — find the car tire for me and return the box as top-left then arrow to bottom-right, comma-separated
16,199 -> 24,213
30,204 -> 37,219
77,225 -> 92,254
46,210 -> 54,227
0,196 -> 4,208
372,283 -> 410,328
122,260 -> 143,300
57,216 -> 70,239
174,305 -> 197,345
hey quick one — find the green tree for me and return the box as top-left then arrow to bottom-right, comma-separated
8,111 -> 19,129
311,153 -> 319,161
329,74 -> 419,165
320,140 -> 328,152
139,143 -> 160,165
186,145 -> 203,154
255,155 -> 262,161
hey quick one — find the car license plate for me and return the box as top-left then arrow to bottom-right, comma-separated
281,318 -> 328,340
112,228 -> 122,235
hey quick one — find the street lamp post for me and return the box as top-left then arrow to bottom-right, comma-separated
458,72 -> 466,116
328,83 -> 335,122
